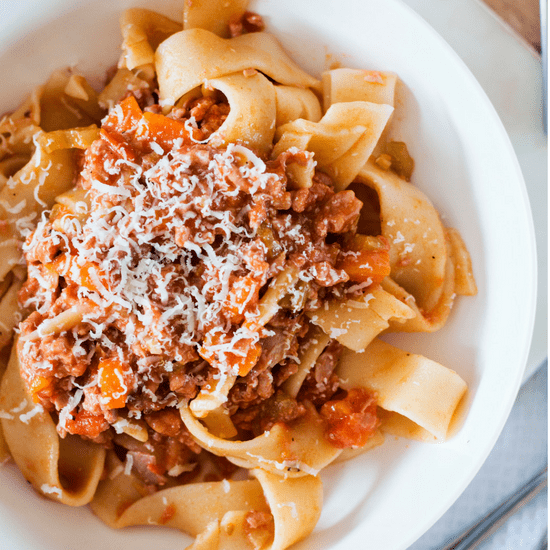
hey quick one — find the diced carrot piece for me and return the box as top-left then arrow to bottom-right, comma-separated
102,95 -> 143,134
337,234 -> 391,284
79,262 -> 109,293
51,253 -> 70,271
100,128 -> 137,161
159,503 -> 176,525
236,341 -> 262,377
223,275 -> 261,323
47,255 -> 109,294
136,111 -> 192,151
103,96 -> 202,153
28,375 -> 51,403
199,332 -> 262,377
98,358 -> 130,409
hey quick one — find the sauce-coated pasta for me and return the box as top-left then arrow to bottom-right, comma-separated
0,3 -> 477,549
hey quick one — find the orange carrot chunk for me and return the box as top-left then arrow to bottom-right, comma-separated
102,95 -> 143,134
28,375 -> 52,403
136,111 -> 192,150
100,128 -> 137,161
199,332 -> 262,377
235,340 -> 262,377
79,262 -> 109,293
98,358 -> 130,409
337,234 -> 391,284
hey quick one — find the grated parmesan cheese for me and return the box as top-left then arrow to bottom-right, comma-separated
40,484 -> 62,497
124,453 -> 134,476
19,403 -> 44,424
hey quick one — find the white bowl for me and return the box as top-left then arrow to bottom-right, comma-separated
0,1 -> 537,549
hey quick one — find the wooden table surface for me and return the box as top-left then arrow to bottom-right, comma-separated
481,0 -> 542,53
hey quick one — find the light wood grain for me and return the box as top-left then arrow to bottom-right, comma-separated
481,0 -> 541,52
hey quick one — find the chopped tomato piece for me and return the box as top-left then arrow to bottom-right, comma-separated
98,358 -> 131,409
337,234 -> 391,284
320,387 -> 379,448
159,503 -> 176,525
65,410 -> 109,439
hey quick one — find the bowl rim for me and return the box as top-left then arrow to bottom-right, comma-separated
0,1 -> 538,549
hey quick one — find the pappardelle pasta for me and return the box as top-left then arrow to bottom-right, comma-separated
0,2 -> 477,549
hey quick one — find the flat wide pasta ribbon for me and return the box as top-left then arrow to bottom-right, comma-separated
186,469 -> 323,550
306,285 -> 415,352
205,72 -> 276,155
180,403 -> 342,477
0,426 -> 8,463
381,232 -> 475,332
91,452 -> 322,550
0,352 -> 10,463
0,140 -> 76,282
381,256 -> 456,333
0,341 -> 105,505
183,0 -> 249,38
356,161 -> 449,313
322,68 -> 397,111
11,69 -> 105,134
0,115 -> 37,170
283,326 -> 330,398
275,102 -> 393,190
355,162 -> 476,332
274,86 -> 322,127
119,9 -> 182,70
156,29 -> 319,107
91,452 -> 269,533
338,338 -> 467,442
0,86 -> 100,283
0,275 -> 23,351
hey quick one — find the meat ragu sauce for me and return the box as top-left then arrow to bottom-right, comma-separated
17,72 -> 388,487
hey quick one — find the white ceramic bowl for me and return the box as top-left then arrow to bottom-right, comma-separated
0,1 -> 537,549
